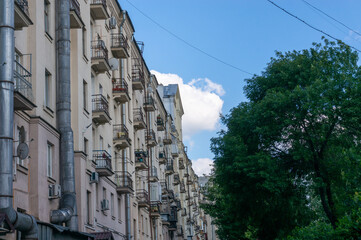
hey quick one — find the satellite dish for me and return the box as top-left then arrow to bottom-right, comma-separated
108,58 -> 119,71
17,142 -> 29,160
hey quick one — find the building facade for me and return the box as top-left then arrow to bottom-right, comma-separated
0,0 -> 217,239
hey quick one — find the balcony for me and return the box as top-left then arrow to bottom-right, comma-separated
112,78 -> 130,104
165,159 -> 174,175
90,0 -> 109,20
171,143 -> 179,157
132,66 -> 145,91
186,176 -> 193,185
70,0 -> 84,28
156,116 -> 165,131
14,0 -> 33,30
92,94 -> 111,125
93,150 -> 113,177
115,171 -> 133,194
133,108 -> 146,130
179,159 -> 185,170
158,151 -> 166,164
146,130 -> 157,147
160,181 -> 168,195
111,33 -> 129,59
13,59 -> 35,110
150,166 -> 158,182
113,124 -> 131,149
160,200 -> 171,225
136,190 -> 149,208
177,225 -> 184,237
143,96 -> 155,112
163,132 -> 172,145
150,203 -> 160,218
135,149 -> 148,170
173,173 -> 180,185
180,181 -> 186,193
91,39 -> 110,73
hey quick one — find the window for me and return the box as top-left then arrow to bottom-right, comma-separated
103,187 -> 106,200
99,84 -> 103,95
84,138 -> 88,155
86,191 -> 92,225
118,198 -> 121,220
99,136 -> 103,150
96,184 -> 99,210
83,80 -> 88,111
47,143 -> 53,177
45,70 -> 51,109
82,27 -> 87,57
44,0 -> 50,34
111,193 -> 114,217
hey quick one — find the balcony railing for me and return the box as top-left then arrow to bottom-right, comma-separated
91,39 -> 108,61
179,159 -> 185,169
111,33 -> 128,49
14,59 -> 34,103
15,0 -> 30,16
93,150 -> 113,176
146,129 -> 157,147
156,116 -> 165,131
91,0 -> 106,7
112,78 -> 130,103
90,0 -> 108,20
137,189 -> 149,207
133,108 -> 146,130
132,66 -> 145,90
135,149 -> 148,170
70,0 -> 81,18
115,171 -> 133,193
150,203 -> 160,218
92,94 -> 111,124
166,159 -> 174,175
143,96 -> 155,112
113,124 -> 131,149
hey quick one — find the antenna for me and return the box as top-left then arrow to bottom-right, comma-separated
108,58 -> 119,71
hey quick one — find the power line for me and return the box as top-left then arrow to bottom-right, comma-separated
301,0 -> 361,37
266,0 -> 361,53
124,0 -> 253,76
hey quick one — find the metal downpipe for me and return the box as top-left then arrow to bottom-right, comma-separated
50,0 -> 78,230
0,0 -> 38,238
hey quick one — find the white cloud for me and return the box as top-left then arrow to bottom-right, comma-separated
192,158 -> 214,176
151,70 -> 224,138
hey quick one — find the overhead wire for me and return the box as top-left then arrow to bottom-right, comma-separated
300,0 -> 361,37
124,0 -> 254,76
266,0 -> 361,53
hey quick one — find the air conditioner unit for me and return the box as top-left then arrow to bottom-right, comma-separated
109,17 -> 117,29
49,184 -> 61,199
90,172 -> 99,184
101,199 -> 109,211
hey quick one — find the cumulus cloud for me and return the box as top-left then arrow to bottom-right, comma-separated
192,158 -> 214,176
151,70 -> 224,138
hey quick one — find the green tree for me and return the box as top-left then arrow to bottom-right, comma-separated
203,39 -> 361,239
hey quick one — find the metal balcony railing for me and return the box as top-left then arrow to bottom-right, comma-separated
166,159 -> 174,172
14,59 -> 33,102
146,129 -> 156,142
70,0 -> 81,17
93,150 -> 112,170
115,171 -> 133,190
133,108 -> 145,123
15,0 -> 30,16
112,78 -> 129,94
92,94 -> 109,115
144,96 -> 155,106
132,66 -> 145,86
113,124 -> 130,141
91,0 -> 106,8
111,33 -> 128,49
91,39 -> 109,63
157,116 -> 164,126
136,189 -> 149,203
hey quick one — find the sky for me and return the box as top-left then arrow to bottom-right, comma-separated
118,0 -> 361,176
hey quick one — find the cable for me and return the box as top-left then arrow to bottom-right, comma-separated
124,0 -> 253,76
300,0 -> 361,37
266,0 -> 361,53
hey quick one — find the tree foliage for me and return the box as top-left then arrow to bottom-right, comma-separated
202,39 -> 361,239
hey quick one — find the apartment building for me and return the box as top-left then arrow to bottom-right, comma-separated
0,0 -> 217,239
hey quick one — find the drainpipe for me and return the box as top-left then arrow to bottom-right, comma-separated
50,0 -> 78,230
0,0 -> 38,238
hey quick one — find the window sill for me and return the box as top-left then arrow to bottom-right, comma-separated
45,32 -> 53,43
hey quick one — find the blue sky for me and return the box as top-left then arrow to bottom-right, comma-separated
118,0 -> 361,175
